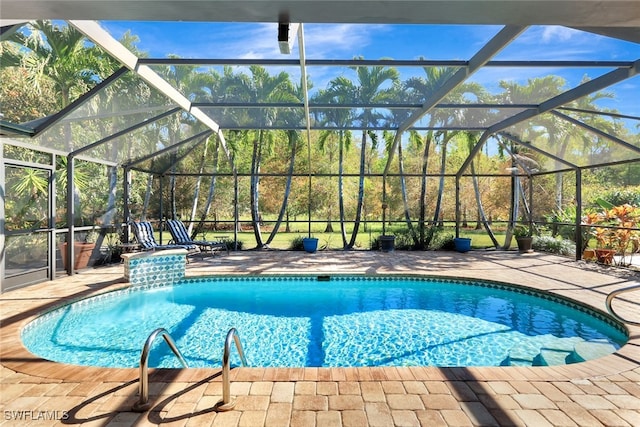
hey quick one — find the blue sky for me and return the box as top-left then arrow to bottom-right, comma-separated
101,21 -> 640,119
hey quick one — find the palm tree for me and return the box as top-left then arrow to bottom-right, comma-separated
430,82 -> 486,234
3,21 -> 112,234
265,130 -> 302,245
464,132 -> 500,247
383,129 -> 416,240
156,56 -> 201,221
404,65 -> 457,247
497,77 -> 566,208
186,69 -> 225,236
313,85 -> 355,247
2,21 -> 105,114
264,76 -> 310,244
334,57 -> 399,249
225,65 -> 297,248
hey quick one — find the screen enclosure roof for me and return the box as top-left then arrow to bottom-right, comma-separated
1,0 -> 639,176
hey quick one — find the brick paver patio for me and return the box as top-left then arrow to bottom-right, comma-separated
1,250 -> 639,426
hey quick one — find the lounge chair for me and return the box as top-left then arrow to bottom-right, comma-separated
130,221 -> 198,253
165,219 -> 229,255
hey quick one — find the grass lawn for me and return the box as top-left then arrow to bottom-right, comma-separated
200,225 -> 507,250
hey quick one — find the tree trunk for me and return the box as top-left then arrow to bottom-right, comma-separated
142,173 -> 153,221
187,138 -> 209,237
398,140 -> 416,243
347,130 -> 367,249
169,151 -> 177,221
266,132 -> 298,245
554,134 -> 570,210
502,165 -> 520,250
338,132 -> 348,248
431,134 -> 452,246
471,158 -> 500,247
195,138 -> 220,238
250,131 -> 265,248
418,132 -> 433,249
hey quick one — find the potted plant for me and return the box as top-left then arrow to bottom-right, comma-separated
453,237 -> 472,252
378,235 -> 395,252
584,202 -> 640,265
60,229 -> 99,270
514,225 -> 533,253
302,236 -> 319,253
592,227 -> 616,265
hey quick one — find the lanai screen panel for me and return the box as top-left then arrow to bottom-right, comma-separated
492,26 -> 640,62
506,111 -> 640,169
132,132 -> 210,175
412,107 -> 531,130
80,110 -> 209,167
146,63 -> 306,131
29,71 -> 180,158
300,24 -> 504,61
0,21 -> 122,133
101,22 -> 299,60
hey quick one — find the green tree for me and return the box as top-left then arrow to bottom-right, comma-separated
314,85 -> 355,246
404,65 -> 457,247
334,57 -> 399,248
225,65 -> 298,248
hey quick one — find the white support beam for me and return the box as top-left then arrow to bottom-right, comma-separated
70,20 -> 224,144
4,1 -> 640,27
69,21 -> 139,70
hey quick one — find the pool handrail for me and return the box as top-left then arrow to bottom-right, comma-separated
216,328 -> 248,411
606,284 -> 640,327
132,328 -> 188,412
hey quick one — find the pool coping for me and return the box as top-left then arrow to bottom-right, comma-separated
2,251 -> 639,386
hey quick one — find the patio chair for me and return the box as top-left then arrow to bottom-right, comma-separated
130,221 -> 198,254
165,219 -> 229,255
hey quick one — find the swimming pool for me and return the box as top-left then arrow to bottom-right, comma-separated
22,275 -> 627,368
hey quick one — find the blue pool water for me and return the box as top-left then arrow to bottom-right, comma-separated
22,276 -> 627,368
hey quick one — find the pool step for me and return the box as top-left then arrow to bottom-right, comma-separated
571,339 -> 617,362
537,347 -> 575,366
501,347 -> 546,367
502,339 -> 618,367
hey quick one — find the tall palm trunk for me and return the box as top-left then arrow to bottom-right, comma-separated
142,173 -> 153,221
397,141 -> 416,241
554,134 -> 571,210
503,165 -> 520,250
418,131 -> 433,249
266,132 -> 298,245
101,140 -> 120,227
250,130 -> 265,248
519,177 -> 531,224
169,144 -> 178,221
338,133 -> 348,248
195,138 -> 220,237
347,130 -> 367,249
432,133 -> 454,234
471,159 -> 499,247
324,138 -> 336,233
187,138 -> 209,237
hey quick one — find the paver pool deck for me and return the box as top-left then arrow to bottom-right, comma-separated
1,250 -> 639,426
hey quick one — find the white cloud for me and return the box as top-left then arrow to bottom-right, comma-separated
540,26 -> 579,43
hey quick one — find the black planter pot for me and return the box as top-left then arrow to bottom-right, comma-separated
379,235 -> 395,252
516,237 -> 533,253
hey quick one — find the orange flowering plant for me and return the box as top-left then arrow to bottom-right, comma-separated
583,201 -> 640,265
